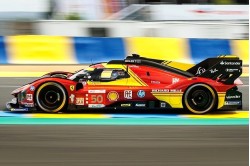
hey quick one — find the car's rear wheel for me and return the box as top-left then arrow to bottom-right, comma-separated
35,82 -> 67,113
183,84 -> 217,114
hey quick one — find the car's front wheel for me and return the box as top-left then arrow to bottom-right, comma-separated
35,82 -> 67,113
183,84 -> 217,114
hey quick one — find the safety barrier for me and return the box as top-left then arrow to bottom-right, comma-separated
0,36 -> 248,65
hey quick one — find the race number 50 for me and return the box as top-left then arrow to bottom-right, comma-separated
91,95 -> 103,103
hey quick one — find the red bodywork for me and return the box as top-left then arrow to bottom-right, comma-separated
8,55 -> 242,113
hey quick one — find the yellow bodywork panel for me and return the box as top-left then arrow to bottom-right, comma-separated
217,93 -> 226,109
162,61 -> 194,71
152,93 -> 183,108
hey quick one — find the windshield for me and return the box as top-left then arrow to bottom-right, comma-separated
68,69 -> 89,80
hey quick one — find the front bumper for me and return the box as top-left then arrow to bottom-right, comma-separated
6,98 -> 30,111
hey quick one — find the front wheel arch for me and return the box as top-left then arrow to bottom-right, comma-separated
35,81 -> 68,113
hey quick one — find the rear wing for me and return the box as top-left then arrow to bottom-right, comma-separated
187,55 -> 242,85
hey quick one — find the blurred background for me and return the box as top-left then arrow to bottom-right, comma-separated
0,0 -> 248,38
0,0 -> 248,67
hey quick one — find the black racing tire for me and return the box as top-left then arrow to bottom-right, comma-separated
183,84 -> 217,114
35,82 -> 67,113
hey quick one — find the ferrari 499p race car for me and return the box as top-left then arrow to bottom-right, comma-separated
6,54 -> 242,114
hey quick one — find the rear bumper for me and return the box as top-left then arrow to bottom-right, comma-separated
219,87 -> 242,110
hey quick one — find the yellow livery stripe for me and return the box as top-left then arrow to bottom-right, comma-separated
152,93 -> 183,108
127,67 -> 147,86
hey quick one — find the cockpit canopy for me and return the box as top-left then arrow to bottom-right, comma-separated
70,68 -> 129,82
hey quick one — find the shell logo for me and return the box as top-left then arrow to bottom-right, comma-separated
107,91 -> 119,101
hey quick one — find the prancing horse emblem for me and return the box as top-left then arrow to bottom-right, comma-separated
70,85 -> 75,91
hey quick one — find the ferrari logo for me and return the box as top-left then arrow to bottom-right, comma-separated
70,85 -> 75,91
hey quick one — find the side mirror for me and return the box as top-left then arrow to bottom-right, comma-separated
76,82 -> 83,91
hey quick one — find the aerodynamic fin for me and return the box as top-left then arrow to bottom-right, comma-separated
187,55 -> 242,84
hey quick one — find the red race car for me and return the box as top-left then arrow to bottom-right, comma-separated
6,54 -> 242,114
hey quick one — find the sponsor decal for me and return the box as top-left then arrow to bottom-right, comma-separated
137,90 -> 145,98
226,95 -> 241,99
170,89 -> 182,92
124,90 -> 132,99
88,90 -> 106,93
121,103 -> 131,107
26,94 -> 33,101
160,102 -> 166,108
69,94 -> 75,103
129,65 -> 139,68
107,91 -> 119,101
24,103 -> 34,107
196,67 -> 206,75
220,61 -> 240,66
30,86 -> 35,91
88,104 -> 105,108
76,98 -> 84,105
10,108 -> 29,111
152,89 -> 182,93
224,101 -> 241,105
151,80 -> 160,84
125,59 -> 141,63
70,85 -> 75,91
172,78 -> 179,84
152,89 -> 169,92
225,68 -> 239,72
135,103 -> 146,107
210,68 -> 218,74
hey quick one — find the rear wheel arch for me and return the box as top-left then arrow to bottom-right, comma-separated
182,83 -> 218,114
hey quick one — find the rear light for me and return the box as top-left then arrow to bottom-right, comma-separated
234,78 -> 243,85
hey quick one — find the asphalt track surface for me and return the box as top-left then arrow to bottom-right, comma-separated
0,126 -> 248,166
0,77 -> 248,166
